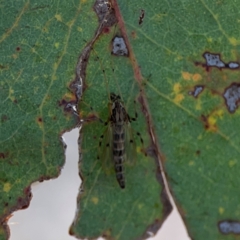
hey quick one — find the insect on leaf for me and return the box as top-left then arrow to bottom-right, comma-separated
71,1 -> 170,239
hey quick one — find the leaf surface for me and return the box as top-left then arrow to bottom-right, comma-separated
116,1 -> 240,240
0,1 -> 93,238
72,1 -> 240,240
70,1 -> 171,240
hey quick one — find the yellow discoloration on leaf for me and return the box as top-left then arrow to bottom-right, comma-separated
55,14 -> 62,22
206,110 -> 224,132
208,115 -> 217,127
53,62 -> 58,71
219,207 -> 224,215
197,134 -> 203,140
105,230 -> 111,237
182,71 -> 192,81
192,73 -> 202,82
52,75 -> 57,81
12,54 -> 18,59
67,20 -> 74,27
136,146 -> 142,153
138,204 -> 143,209
64,92 -> 74,100
173,83 -> 181,93
188,161 -> 194,166
9,87 -> 15,101
196,100 -> 202,111
77,27 -> 83,32
229,160 -> 237,167
81,0 -> 87,3
207,37 -> 213,43
210,109 -> 224,121
215,109 -> 224,118
55,42 -> 60,48
91,197 -> 99,204
153,13 -> 167,22
176,55 -> 183,60
3,183 -> 11,192
229,37 -> 239,46
182,72 -> 202,82
206,115 -> 217,132
174,94 -> 184,104
31,48 -> 36,53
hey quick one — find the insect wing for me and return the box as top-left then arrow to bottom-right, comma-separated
98,123 -> 114,172
124,122 -> 137,166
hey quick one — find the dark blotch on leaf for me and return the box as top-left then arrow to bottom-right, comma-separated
223,83 -> 240,113
139,9 -> 145,25
200,114 -> 210,130
102,27 -> 110,33
93,0 -> 117,28
0,152 -> 8,159
219,220 -> 240,234
38,117 -> 43,122
189,85 -> 204,98
111,36 -> 129,57
1,115 -> 8,122
196,150 -> 201,155
195,52 -> 239,71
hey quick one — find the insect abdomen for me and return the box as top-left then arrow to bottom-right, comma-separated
113,126 -> 125,189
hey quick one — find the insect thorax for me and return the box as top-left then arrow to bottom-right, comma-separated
110,95 -> 129,125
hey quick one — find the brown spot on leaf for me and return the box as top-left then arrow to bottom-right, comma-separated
36,117 -> 43,127
102,27 -> 110,34
200,114 -> 217,132
223,83 -> 240,113
1,115 -> 8,122
195,52 -> 240,71
84,113 -> 99,123
131,31 -> 137,39
0,152 -> 9,159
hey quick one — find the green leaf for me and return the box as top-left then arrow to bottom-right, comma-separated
70,1 -> 171,240
0,1 -> 94,239
108,1 -> 240,240
2,0 -> 240,240
71,1 -> 240,240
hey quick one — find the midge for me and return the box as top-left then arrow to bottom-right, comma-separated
98,92 -> 143,189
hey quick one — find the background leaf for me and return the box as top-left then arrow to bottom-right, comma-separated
0,1 -> 94,238
115,0 -> 240,240
71,0 -> 240,240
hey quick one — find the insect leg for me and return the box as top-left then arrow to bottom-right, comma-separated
126,100 -> 144,146
128,100 -> 138,122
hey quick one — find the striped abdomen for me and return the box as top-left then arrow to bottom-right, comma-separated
113,123 -> 125,188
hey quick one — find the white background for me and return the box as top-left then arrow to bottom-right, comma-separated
9,129 -> 190,240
